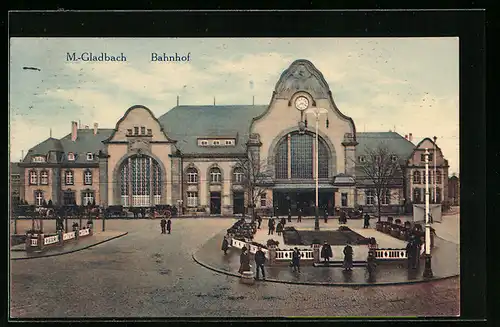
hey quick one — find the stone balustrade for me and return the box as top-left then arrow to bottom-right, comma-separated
25,228 -> 92,252
374,248 -> 408,260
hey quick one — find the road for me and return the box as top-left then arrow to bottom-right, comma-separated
10,218 -> 459,318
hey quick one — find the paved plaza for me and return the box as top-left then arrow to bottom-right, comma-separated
10,215 -> 460,318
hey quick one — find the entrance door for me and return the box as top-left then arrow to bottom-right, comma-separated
210,192 -> 221,214
233,192 -> 244,214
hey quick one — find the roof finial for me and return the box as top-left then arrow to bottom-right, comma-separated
177,95 -> 179,106
213,97 -> 216,106
21,150 -> 24,161
50,128 -> 52,138
252,95 -> 255,106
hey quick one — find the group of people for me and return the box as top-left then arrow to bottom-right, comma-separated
266,216 -> 289,236
237,245 -> 303,279
319,241 -> 354,271
159,217 -> 172,234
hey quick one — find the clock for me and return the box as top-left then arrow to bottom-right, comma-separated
294,96 -> 309,111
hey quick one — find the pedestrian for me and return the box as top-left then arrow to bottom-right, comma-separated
406,237 -> 417,269
363,213 -> 370,228
160,218 -> 166,234
297,208 -> 302,222
291,247 -> 301,272
366,250 -> 377,277
221,236 -> 229,255
257,215 -> 262,229
276,221 -> 283,236
324,209 -> 328,223
238,246 -> 251,274
166,217 -> 172,234
268,218 -> 275,235
321,241 -> 333,264
280,217 -> 286,228
254,246 -> 266,280
288,208 -> 292,222
343,242 -> 354,271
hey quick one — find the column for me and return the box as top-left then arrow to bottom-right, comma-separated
99,154 -> 109,206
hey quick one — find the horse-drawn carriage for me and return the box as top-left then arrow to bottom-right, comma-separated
104,205 -> 127,218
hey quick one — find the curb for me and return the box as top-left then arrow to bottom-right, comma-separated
192,252 -> 459,287
10,232 -> 128,261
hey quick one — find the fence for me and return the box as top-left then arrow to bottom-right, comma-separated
26,228 -> 92,251
374,248 -> 408,260
275,249 -> 314,261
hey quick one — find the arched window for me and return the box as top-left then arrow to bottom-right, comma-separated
210,167 -> 222,183
413,171 -> 421,184
365,190 -> 375,205
186,167 -> 198,183
29,170 -> 38,185
233,167 -> 244,183
65,170 -> 74,185
120,155 -> 162,207
84,170 -> 93,185
436,170 -> 442,184
274,131 -> 329,180
40,170 -> 49,185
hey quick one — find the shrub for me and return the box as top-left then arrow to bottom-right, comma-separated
266,239 -> 280,247
395,218 -> 402,225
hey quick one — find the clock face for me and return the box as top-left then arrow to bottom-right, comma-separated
295,96 -> 309,110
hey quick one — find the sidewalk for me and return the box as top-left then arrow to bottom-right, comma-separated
10,231 -> 127,260
193,230 -> 459,286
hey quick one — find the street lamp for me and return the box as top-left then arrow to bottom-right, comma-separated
304,107 -> 329,231
423,148 -> 434,278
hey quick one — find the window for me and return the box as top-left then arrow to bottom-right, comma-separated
213,140 -> 220,145
420,153 -> 433,162
233,167 -> 244,183
380,190 -> 391,205
413,171 -> 421,184
427,171 -> 433,184
127,128 -> 133,136
68,152 -> 75,161
32,156 -> 46,163
34,190 -> 44,206
134,127 -> 139,135
436,187 -> 442,203
65,170 -> 74,185
63,191 -> 76,205
436,170 -> 442,184
141,126 -> 146,135
147,129 -> 152,135
84,170 -> 93,185
40,171 -> 49,185
210,167 -> 222,183
82,191 -> 94,206
358,156 -> 366,163
187,192 -> 198,207
341,193 -> 348,207
200,140 -> 208,146
225,140 -> 234,145
29,170 -> 38,185
187,167 -> 198,183
365,190 -> 375,205
260,193 -> 267,207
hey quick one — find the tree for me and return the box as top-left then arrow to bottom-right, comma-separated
356,144 -> 403,221
234,150 -> 271,220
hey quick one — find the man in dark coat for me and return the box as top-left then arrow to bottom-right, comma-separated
221,237 -> 229,255
239,247 -> 251,274
343,242 -> 354,271
254,246 -> 266,280
291,247 -> 301,272
366,250 -> 377,277
160,218 -> 166,234
406,237 -> 417,269
297,208 -> 302,222
281,217 -> 286,228
166,218 -> 172,234
276,221 -> 283,236
257,215 -> 262,229
268,218 -> 275,235
324,209 -> 328,223
321,241 -> 333,264
363,213 -> 370,228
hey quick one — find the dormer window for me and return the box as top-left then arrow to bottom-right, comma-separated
127,129 -> 133,136
86,152 -> 94,161
213,140 -> 220,146
358,156 -> 366,163
147,129 -> 152,135
200,140 -> 208,146
32,156 -> 46,163
225,140 -> 235,145
141,127 -> 146,135
134,127 -> 139,135
67,153 -> 75,161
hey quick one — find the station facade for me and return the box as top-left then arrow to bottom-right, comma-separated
17,60 -> 450,215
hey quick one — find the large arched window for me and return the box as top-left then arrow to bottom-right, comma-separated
233,167 -> 244,183
210,167 -> 222,183
120,155 -> 162,207
186,167 -> 198,184
275,131 -> 329,180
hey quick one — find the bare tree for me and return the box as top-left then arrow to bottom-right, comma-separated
234,151 -> 271,220
356,144 -> 403,221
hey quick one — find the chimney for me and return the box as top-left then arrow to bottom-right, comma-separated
93,123 -> 98,135
252,95 -> 255,105
409,133 -> 413,142
71,121 -> 78,141
21,150 -> 24,162
176,95 -> 179,106
404,134 -> 408,140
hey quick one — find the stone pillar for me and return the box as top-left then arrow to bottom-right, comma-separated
38,233 -> 44,251
170,156 -> 182,206
342,133 -> 358,176
51,167 -> 61,205
268,245 -> 276,264
312,244 -> 320,263
58,230 -> 64,246
98,152 -> 109,207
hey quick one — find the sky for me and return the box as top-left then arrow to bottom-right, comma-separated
9,37 -> 459,175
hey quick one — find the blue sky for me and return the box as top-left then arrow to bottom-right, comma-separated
9,37 -> 459,174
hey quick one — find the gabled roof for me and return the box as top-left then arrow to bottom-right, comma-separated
356,132 -> 415,160
158,105 -> 268,155
25,137 -> 63,157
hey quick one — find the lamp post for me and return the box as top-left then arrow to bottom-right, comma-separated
433,136 -> 437,204
423,148 -> 434,278
304,107 -> 329,231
